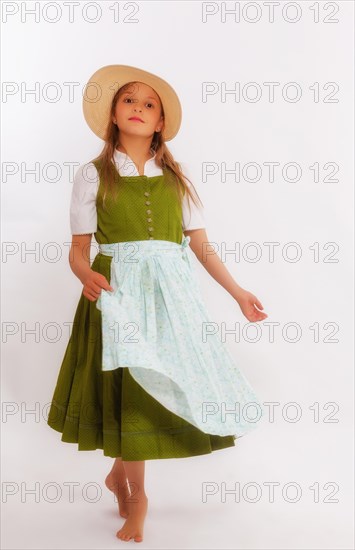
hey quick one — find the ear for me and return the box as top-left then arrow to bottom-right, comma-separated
157,116 -> 165,132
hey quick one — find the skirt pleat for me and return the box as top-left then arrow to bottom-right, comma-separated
47,251 -> 236,460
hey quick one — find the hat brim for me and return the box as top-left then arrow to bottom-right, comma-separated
82,64 -> 182,142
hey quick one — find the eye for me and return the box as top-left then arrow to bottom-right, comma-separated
122,98 -> 155,108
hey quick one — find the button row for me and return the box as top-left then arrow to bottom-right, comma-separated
145,192 -> 153,239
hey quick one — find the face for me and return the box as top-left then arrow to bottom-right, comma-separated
113,82 -> 164,139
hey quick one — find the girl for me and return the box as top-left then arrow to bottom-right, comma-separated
47,64 -> 267,543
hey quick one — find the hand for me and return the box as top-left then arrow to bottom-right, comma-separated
236,289 -> 268,322
82,270 -> 114,302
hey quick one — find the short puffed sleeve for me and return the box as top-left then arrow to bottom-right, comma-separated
70,163 -> 99,235
180,163 -> 206,231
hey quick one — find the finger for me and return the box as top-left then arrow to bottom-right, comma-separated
93,277 -> 114,292
89,281 -> 104,293
101,283 -> 114,291
254,299 -> 263,310
84,291 -> 98,301
101,279 -> 114,291
85,287 -> 101,300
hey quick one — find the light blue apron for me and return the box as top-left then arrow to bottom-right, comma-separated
96,235 -> 264,437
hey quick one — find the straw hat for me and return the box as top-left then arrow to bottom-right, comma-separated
82,64 -> 182,142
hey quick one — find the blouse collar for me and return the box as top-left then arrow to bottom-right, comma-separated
113,148 -> 160,177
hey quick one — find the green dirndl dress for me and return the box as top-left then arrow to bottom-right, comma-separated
47,161 -> 253,460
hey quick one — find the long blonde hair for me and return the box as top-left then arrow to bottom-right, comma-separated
91,81 -> 204,217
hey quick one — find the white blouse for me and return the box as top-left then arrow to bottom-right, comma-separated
70,149 -> 206,235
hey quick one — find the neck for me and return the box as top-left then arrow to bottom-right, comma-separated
115,137 -> 155,176
116,135 -> 154,161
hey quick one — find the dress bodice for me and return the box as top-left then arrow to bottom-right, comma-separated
93,158 -> 184,245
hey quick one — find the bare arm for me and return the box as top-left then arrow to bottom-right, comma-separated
184,229 -> 244,300
184,228 -> 268,322
69,234 -> 93,285
69,234 -> 113,301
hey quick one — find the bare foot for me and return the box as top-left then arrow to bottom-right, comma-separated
105,471 -> 130,518
116,494 -> 148,542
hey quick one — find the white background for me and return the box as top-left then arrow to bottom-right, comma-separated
2,1 -> 354,548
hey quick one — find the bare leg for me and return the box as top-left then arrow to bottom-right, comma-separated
116,460 -> 148,542
105,457 -> 131,518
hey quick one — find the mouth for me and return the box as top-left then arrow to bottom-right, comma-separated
129,117 -> 144,123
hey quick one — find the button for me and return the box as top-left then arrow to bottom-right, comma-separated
146,209 -> 152,214
148,227 -> 154,232
144,191 -> 150,196
147,218 -> 152,222
145,201 -> 151,205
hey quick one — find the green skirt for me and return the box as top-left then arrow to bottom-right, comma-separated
47,252 -> 236,460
